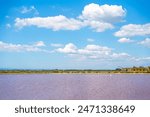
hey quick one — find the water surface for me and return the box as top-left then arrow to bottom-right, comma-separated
0,74 -> 150,100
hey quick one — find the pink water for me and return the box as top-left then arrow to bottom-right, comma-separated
0,74 -> 150,100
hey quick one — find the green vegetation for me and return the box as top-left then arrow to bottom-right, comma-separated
0,66 -> 150,74
119,66 -> 150,73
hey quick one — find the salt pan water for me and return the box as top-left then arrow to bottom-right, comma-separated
0,74 -> 150,100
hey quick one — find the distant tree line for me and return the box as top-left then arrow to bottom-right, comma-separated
0,66 -> 150,74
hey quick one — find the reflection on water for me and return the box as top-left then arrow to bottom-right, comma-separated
0,74 -> 150,100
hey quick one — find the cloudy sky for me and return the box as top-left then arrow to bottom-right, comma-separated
0,0 -> 150,69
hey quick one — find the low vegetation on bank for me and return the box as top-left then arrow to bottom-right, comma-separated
0,66 -> 150,74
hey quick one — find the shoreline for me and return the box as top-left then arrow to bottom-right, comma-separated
0,68 -> 150,74
0,72 -> 150,75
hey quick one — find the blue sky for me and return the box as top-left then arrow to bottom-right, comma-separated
0,0 -> 150,69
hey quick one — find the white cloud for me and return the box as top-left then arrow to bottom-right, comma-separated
15,3 -> 126,32
0,41 -> 48,52
131,56 -> 150,61
34,41 -> 45,47
57,43 -> 77,53
112,53 -> 130,58
141,57 -> 150,60
87,38 -> 95,42
138,38 -> 150,48
20,6 -> 39,15
51,43 -> 63,47
15,15 -> 84,31
84,20 -> 114,32
6,24 -> 11,28
56,43 -> 130,60
78,45 -> 112,59
79,3 -> 126,23
56,43 -> 150,64
115,23 -> 150,37
79,3 -> 125,32
118,38 -> 134,43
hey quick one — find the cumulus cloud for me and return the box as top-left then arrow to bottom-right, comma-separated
79,3 -> 126,23
138,38 -> 150,48
55,43 -> 150,64
15,3 -> 126,32
115,23 -> 150,37
20,6 -> 39,15
56,43 -> 130,60
15,15 -> 84,31
34,41 -> 45,47
78,44 -> 113,59
84,20 -> 114,32
57,43 -> 77,53
118,38 -> 134,43
79,3 -> 125,32
0,41 -> 48,52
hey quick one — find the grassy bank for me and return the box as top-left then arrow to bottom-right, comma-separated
0,69 -> 150,74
